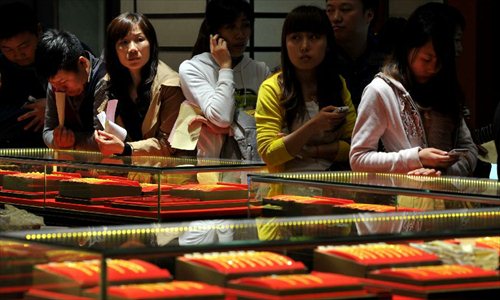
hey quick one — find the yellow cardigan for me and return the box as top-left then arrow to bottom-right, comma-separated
255,72 -> 356,173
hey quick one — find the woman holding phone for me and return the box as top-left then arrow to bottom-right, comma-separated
349,3 -> 477,178
178,0 -> 270,160
255,5 -> 355,173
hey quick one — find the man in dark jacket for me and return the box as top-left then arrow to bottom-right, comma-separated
35,29 -> 106,150
0,2 -> 46,148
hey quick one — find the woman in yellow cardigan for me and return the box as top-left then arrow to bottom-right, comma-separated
255,5 -> 355,174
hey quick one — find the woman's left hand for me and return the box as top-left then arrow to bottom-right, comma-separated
94,130 -> 125,156
407,168 -> 442,176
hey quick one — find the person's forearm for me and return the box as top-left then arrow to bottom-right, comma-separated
283,121 -> 316,156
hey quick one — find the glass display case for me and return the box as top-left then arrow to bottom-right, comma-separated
247,171 -> 500,218
0,148 -> 266,225
1,209 -> 499,299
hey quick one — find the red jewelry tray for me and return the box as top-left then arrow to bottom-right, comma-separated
0,189 -> 58,199
265,195 -> 355,205
364,273 -> 500,299
34,259 -> 172,288
111,198 -> 254,211
176,252 -> 307,287
313,244 -> 442,278
224,287 -> 387,300
227,271 -> 364,295
368,265 -> 499,286
1,172 -> 81,192
180,251 -> 306,275
333,203 -> 421,212
24,288 -> 94,300
84,281 -> 225,299
44,198 -> 260,219
318,244 -> 440,265
168,183 -> 248,201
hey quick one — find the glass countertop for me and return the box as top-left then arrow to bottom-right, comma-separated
249,172 -> 500,203
0,148 -> 265,172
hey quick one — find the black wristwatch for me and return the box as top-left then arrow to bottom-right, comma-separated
119,143 -> 132,156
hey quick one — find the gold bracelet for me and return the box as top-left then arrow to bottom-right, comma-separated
112,260 -> 147,273
273,276 -> 298,286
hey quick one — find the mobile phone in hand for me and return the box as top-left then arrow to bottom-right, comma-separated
334,106 -> 349,113
448,148 -> 468,158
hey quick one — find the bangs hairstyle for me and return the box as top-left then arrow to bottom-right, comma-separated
385,2 -> 461,119
280,6 -> 343,128
105,12 -> 158,99
192,0 -> 252,56
205,0 -> 253,34
281,6 -> 331,38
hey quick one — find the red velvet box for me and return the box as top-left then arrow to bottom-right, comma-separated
226,271 -> 389,300
2,172 -> 80,192
176,251 -> 308,286
263,194 -> 354,216
314,243 -> 442,278
33,259 -> 171,296
83,281 -> 225,300
168,183 -> 248,201
58,178 -> 142,200
366,264 -> 500,299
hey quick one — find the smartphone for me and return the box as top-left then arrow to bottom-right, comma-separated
334,106 -> 349,113
448,148 -> 469,158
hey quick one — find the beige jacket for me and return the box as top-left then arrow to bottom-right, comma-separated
96,60 -> 185,156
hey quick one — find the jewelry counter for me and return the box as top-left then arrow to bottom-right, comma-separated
0,148 -> 266,225
247,171 -> 500,218
1,207 -> 499,299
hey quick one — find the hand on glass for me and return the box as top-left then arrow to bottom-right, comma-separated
53,126 -> 75,149
18,98 -> 47,132
407,168 -> 442,176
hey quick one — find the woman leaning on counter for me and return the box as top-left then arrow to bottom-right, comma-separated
94,12 -> 185,157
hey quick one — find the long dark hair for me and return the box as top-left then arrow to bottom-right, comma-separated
105,12 -> 159,103
382,2 -> 462,122
191,0 -> 253,57
280,5 -> 343,129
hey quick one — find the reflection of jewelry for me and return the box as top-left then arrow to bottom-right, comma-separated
381,247 -> 403,258
248,256 -> 267,267
251,255 -> 275,267
226,258 -> 245,269
208,258 -> 231,270
111,260 -> 147,273
266,253 -> 291,266
273,276 -> 298,286
108,261 -> 126,274
136,283 -> 175,292
305,274 -> 323,284
291,275 -> 314,285
62,261 -> 95,276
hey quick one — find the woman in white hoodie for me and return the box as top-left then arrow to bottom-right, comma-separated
179,0 -> 270,159
350,3 -> 477,178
